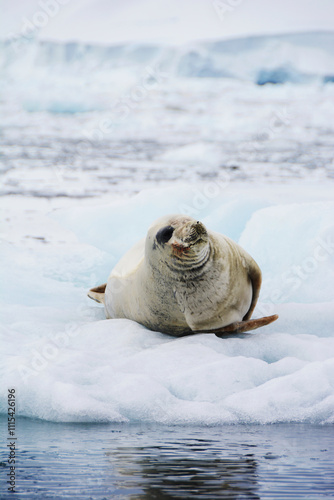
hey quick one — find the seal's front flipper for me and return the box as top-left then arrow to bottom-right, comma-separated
87,283 -> 107,304
195,314 -> 279,336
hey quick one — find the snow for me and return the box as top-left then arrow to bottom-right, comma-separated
0,23 -> 334,425
1,184 -> 334,425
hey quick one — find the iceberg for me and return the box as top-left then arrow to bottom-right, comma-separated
1,32 -> 334,114
1,183 -> 333,425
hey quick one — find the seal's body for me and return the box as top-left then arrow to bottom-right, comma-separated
88,215 -> 278,336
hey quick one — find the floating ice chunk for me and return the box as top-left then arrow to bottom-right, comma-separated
1,185 -> 334,424
239,201 -> 334,304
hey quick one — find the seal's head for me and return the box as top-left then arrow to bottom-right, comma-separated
147,215 -> 211,271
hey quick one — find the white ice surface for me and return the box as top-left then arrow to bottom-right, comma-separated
1,183 -> 334,424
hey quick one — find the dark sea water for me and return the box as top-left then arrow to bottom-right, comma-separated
0,416 -> 333,499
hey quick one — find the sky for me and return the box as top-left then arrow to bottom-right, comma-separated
1,0 -> 334,45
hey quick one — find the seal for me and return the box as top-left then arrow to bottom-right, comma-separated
88,214 -> 278,336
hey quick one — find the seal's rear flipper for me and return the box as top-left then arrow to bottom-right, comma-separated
87,283 -> 107,304
196,314 -> 279,336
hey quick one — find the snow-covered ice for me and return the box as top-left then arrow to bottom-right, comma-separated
1,183 -> 334,425
0,29 -> 334,426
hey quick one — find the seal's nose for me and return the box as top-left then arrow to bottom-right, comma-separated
195,221 -> 206,234
185,221 -> 207,242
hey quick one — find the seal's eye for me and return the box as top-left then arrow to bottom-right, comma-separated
156,225 -> 174,245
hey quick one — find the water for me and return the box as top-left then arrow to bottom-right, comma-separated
0,416 -> 333,499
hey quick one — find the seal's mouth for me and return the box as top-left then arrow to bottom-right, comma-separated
171,221 -> 208,258
171,242 -> 190,257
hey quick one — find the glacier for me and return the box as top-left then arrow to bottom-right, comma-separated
1,32 -> 334,115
